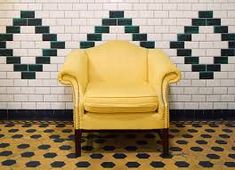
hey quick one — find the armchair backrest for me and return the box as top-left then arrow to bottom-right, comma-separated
85,41 -> 148,83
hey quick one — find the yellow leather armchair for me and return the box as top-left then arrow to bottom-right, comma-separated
58,40 -> 181,156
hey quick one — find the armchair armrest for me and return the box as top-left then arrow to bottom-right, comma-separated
148,49 -> 181,126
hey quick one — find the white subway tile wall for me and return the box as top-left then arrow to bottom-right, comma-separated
0,0 -> 234,110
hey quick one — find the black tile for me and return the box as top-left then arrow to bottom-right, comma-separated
101,162 -> 115,168
221,33 -> 235,41
125,26 -> 139,33
207,154 -> 220,159
51,41 -> 65,49
87,34 -> 102,41
76,161 -> 91,168
113,153 -> 127,159
177,34 -> 191,41
29,64 -> 43,71
170,41 -> 184,49
0,42 -> 6,48
90,153 -> 104,159
0,151 -> 12,156
21,152 -> 35,158
21,72 -> 36,79
25,161 -> 40,167
14,64 -> 28,71
0,49 -> 13,56
6,26 -> 20,33
126,162 -> 140,168
214,57 -> 228,64
221,49 -> 235,56
51,161 -> 65,168
177,49 -> 191,56
136,153 -> 150,159
150,161 -> 165,168
184,26 -> 199,34
175,161 -> 190,167
0,34 -> 13,41
95,26 -> 109,33
192,19 -> 206,26
1,160 -> 16,166
206,64 -> 220,71
199,161 -> 213,168
109,11 -> 124,18
133,33 -> 147,41
13,18 -> 27,26
43,49 -> 57,56
102,18 -> 117,26
192,64 -> 206,71
140,41 -> 155,48
28,19 -> 42,26
43,34 -> 57,41
229,41 -> 235,48
207,19 -> 221,26
224,162 -> 235,167
35,26 -> 49,33
117,18 -> 132,25
36,57 -> 50,64
200,72 -> 214,79
80,41 -> 95,49
199,11 -> 213,18
214,26 -> 228,33
21,11 -> 35,18
185,57 -> 199,64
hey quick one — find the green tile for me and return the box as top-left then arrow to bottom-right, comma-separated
87,34 -> 102,41
132,34 -> 147,41
222,34 -> 235,41
43,49 -> 57,56
43,34 -> 57,41
21,11 -> 35,18
192,19 -> 206,26
199,72 -> 213,79
0,42 -> 6,48
0,49 -> 13,56
140,41 -> 155,48
214,57 -> 228,64
21,72 -> 35,79
170,41 -> 184,49
109,11 -> 124,18
6,26 -> 20,33
102,18 -> 116,26
6,57 -> 20,64
28,19 -> 42,26
199,11 -> 213,18
206,64 -> 220,71
80,41 -> 95,49
95,26 -> 109,33
177,34 -> 191,41
36,57 -> 50,64
14,64 -> 28,71
51,41 -> 65,49
221,49 -> 235,56
229,41 -> 235,48
125,26 -> 139,33
177,49 -> 191,56
192,65 -> 206,72
29,64 -> 43,71
13,18 -> 27,26
207,19 -> 221,26
214,26 -> 228,33
117,18 -> 132,26
185,57 -> 199,64
0,34 -> 13,41
35,26 -> 50,33
184,26 -> 199,34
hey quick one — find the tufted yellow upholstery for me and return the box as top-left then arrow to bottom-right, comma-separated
58,40 -> 181,156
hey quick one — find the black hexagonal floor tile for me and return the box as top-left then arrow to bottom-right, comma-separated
76,161 -> 91,168
25,161 -> 41,167
66,153 -> 79,159
26,129 -> 36,133
101,162 -> 115,168
190,146 -> 203,152
90,153 -> 104,159
59,145 -> 71,150
43,152 -> 57,158
8,129 -> 19,133
51,161 -> 65,168
206,154 -> 220,159
21,152 -> 35,158
170,147 -> 182,151
1,159 -> 16,166
201,134 -> 212,138
224,162 -> 235,167
175,161 -> 190,167
102,145 -> 115,151
215,140 -> 227,144
205,129 -> 215,133
228,154 -> 235,159
0,143 -> 9,148
182,134 -> 193,138
222,128 -> 233,133
113,153 -> 127,159
11,134 -> 23,138
219,134 -> 230,138
44,129 -> 54,133
176,140 -> 188,145
0,151 -> 12,156
17,144 -> 30,149
136,153 -> 150,159
38,144 -> 51,150
211,146 -> 224,152
82,145 -> 93,151
30,134 -> 42,139
196,140 -> 208,145
126,162 -> 140,168
187,129 -> 198,133
150,161 -> 165,168
199,161 -> 213,168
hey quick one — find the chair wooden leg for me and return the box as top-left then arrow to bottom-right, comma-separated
75,129 -> 82,157
161,128 -> 169,157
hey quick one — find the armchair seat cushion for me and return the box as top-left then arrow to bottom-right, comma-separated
84,82 -> 158,113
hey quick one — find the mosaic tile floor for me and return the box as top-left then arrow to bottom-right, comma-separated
0,120 -> 234,170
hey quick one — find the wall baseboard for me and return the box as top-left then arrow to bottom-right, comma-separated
0,109 -> 234,121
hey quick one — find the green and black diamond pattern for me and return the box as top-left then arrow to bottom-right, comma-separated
170,11 -> 235,79
0,11 -> 65,79
80,11 -> 155,49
